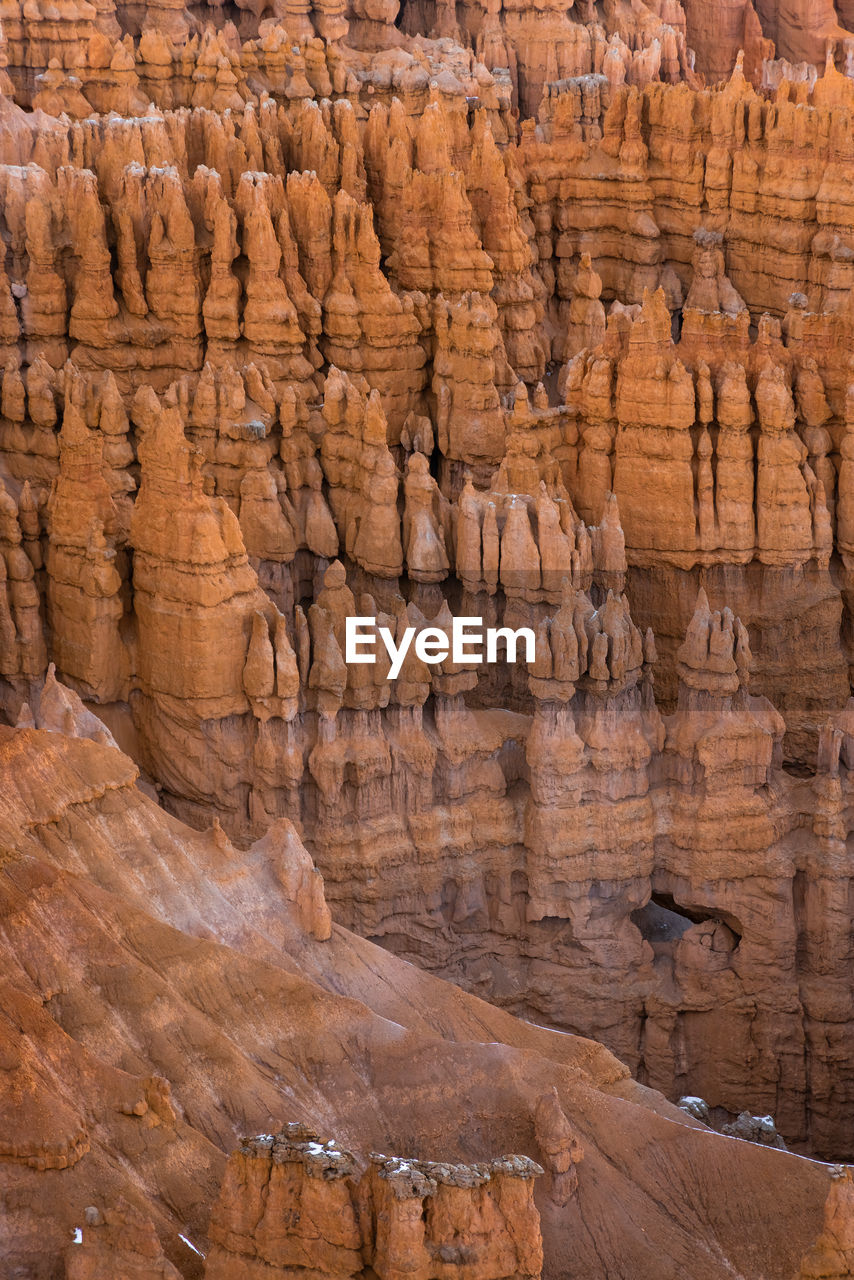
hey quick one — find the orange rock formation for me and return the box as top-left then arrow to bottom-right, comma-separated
1,0 -> 854,1276
0,705 -> 836,1278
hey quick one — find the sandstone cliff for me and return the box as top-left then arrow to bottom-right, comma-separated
0,1 -> 853,1277
0,700 -> 833,1279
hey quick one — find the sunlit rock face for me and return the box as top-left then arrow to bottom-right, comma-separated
3,0 -> 854,1275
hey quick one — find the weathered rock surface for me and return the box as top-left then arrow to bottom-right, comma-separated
0,705 -> 832,1280
0,4 -> 854,1278
205,1124 -> 544,1279
796,1166 -> 854,1279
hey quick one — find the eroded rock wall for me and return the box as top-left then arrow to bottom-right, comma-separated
0,694 -> 832,1280
2,0 -> 854,1255
204,1125 -> 544,1279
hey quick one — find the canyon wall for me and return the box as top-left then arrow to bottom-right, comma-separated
4,64 -> 854,1153
2,0 -> 854,1274
0,693 -> 833,1279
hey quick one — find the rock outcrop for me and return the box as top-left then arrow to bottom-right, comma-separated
1,4 -> 854,1278
65,1203 -> 183,1280
205,1124 -> 544,1279
797,1167 -> 854,1279
0,702 -> 832,1280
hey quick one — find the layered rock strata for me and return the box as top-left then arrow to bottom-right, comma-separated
0,692 -> 832,1279
2,6 -> 854,1279
204,1124 -> 544,1279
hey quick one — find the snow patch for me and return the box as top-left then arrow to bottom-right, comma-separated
179,1234 -> 205,1259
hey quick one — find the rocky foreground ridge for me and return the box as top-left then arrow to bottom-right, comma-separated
4,0 -> 854,1272
0,684 -> 840,1277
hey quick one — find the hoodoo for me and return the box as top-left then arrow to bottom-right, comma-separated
1,0 -> 854,1276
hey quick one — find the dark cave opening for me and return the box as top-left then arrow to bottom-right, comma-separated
631,892 -> 743,948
